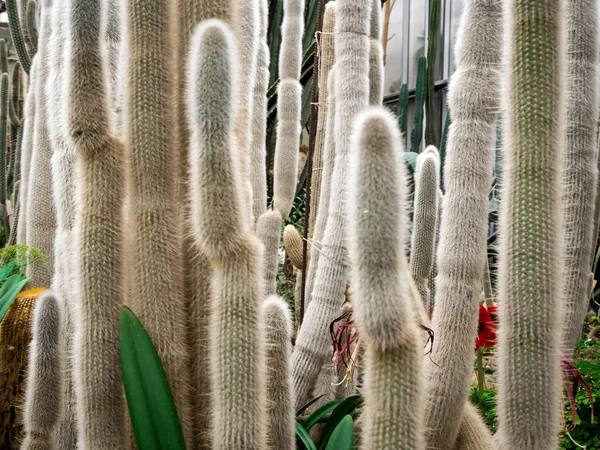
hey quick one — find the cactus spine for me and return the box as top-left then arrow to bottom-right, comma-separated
257,210 -> 283,296
188,20 -> 266,448
309,2 -> 336,237
262,296 -> 295,450
22,291 -> 63,450
560,0 -> 599,353
368,0 -> 383,106
6,0 -> 32,74
410,146 -> 440,308
66,0 -> 126,444
283,224 -> 305,329
0,73 -> 9,226
349,108 -> 424,450
273,0 -> 305,219
452,404 -> 497,450
292,0 -> 371,407
496,0 -> 565,446
422,0 -> 502,448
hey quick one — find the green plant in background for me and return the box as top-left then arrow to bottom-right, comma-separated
398,82 -> 409,137
469,385 -> 498,434
0,244 -> 46,271
410,55 -> 427,153
425,0 -> 441,147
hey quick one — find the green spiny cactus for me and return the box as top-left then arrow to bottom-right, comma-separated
560,0 -> 599,354
262,295 -> 295,450
66,0 -> 127,444
368,0 -> 383,106
124,0 -> 192,442
257,209 -> 283,296
348,107 -> 424,450
0,73 -> 9,220
496,0 -> 565,447
308,2 -> 336,238
422,0 -> 503,448
7,63 -> 22,195
250,0 -> 270,226
21,291 -> 63,450
9,62 -> 21,128
425,0 -> 441,146
292,0 -> 371,408
8,180 -> 20,246
25,0 -> 56,288
273,0 -> 305,219
6,0 -> 31,74
0,40 -> 8,74
398,83 -> 409,136
410,55 -> 426,153
26,0 -> 39,56
188,20 -> 267,448
410,146 -> 440,309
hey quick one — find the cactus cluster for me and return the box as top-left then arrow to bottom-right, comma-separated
5,0 -> 599,449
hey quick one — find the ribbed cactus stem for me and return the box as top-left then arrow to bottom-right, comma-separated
560,0 -> 599,353
410,146 -> 440,308
188,20 -> 266,448
250,0 -> 270,225
368,0 -> 383,105
496,0 -> 565,447
284,224 -> 304,270
262,296 -> 295,450
257,210 -> 283,296
273,0 -> 304,219
452,404 -> 497,450
16,59 -> 37,245
0,39 -> 8,74
349,108 -> 424,449
26,0 -> 39,55
0,73 -> 9,215
26,0 -> 56,288
292,0 -> 371,407
6,0 -> 31,73
22,291 -> 63,450
309,2 -> 336,237
422,0 -> 502,447
66,0 -> 126,444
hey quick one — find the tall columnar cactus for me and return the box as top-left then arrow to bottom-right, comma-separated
292,0 -> 371,407
257,209 -> 283,296
0,73 -> 9,223
496,0 -> 565,446
283,224 -> 305,329
272,0 -> 305,219
21,291 -> 63,450
66,0 -> 127,445
410,56 -> 427,153
452,404 -> 496,450
262,296 -> 295,450
188,20 -> 267,448
46,0 -> 78,446
308,2 -> 336,237
6,0 -> 32,74
422,0 -> 502,448
16,59 -> 37,245
250,0 -> 270,225
368,0 -> 383,106
124,0 -> 192,441
410,146 -> 440,308
26,0 -> 39,55
103,0 -> 122,125
26,0 -> 56,287
560,0 -> 599,353
7,62 -> 22,194
305,66 -> 336,307
348,107 -> 424,450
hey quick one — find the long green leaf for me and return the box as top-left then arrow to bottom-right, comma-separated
324,415 -> 354,450
120,307 -> 186,450
0,262 -> 16,285
297,394 -> 326,417
302,399 -> 343,431
296,421 -> 318,450
317,395 -> 363,450
0,273 -> 29,323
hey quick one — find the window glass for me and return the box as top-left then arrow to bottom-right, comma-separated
408,0 -> 426,87
383,0 -> 403,95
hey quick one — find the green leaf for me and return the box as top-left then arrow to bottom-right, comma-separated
0,262 -> 16,285
324,415 -> 354,450
404,152 -> 418,173
120,307 -> 186,450
302,399 -> 343,431
297,394 -> 326,417
296,421 -> 318,450
0,273 -> 29,323
318,395 -> 363,450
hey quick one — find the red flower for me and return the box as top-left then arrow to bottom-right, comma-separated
475,305 -> 497,350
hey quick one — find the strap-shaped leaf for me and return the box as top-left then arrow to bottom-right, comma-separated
296,421 -> 317,450
0,272 -> 30,323
324,415 -> 354,450
318,395 -> 363,449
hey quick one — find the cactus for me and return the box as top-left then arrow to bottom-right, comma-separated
349,107 -> 424,450
422,0 -> 503,448
0,39 -> 8,74
0,74 -> 9,219
66,0 -> 127,444
0,289 -> 43,448
308,2 -> 336,237
496,0 -> 565,446
250,0 -> 270,225
283,224 -> 304,330
452,404 -> 496,450
410,56 -> 427,153
560,0 -> 599,354
262,296 -> 295,450
272,0 -> 305,219
21,291 -> 63,450
292,0 -> 371,407
257,210 -> 283,296
425,0 -> 441,146
398,83 -> 409,136
410,146 -> 440,309
26,0 -> 39,56
368,0 -> 383,106
6,0 -> 32,74
7,63 -> 22,194
188,20 -> 267,448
